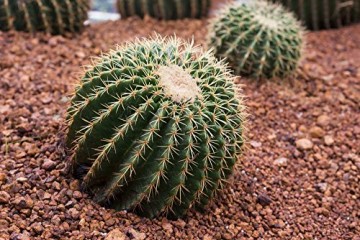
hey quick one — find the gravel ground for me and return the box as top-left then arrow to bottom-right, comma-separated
0,5 -> 359,240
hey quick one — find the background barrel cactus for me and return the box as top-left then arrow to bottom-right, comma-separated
270,0 -> 360,30
208,0 -> 304,79
66,36 -> 246,218
0,0 -> 90,34
116,0 -> 211,20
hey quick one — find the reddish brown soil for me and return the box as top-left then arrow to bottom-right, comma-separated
0,10 -> 359,240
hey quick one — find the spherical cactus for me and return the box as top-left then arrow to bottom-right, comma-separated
116,0 -> 211,20
66,36 -> 246,218
208,0 -> 304,79
271,0 -> 360,30
0,0 -> 90,35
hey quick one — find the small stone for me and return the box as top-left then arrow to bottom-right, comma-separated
51,215 -> 61,225
174,219 -> 186,228
31,222 -> 43,234
52,181 -> 61,190
222,233 -> 232,240
0,219 -> 9,230
69,208 -> 80,219
69,180 -> 80,190
106,228 -> 126,240
43,192 -> 52,200
203,234 -> 213,240
128,228 -> 146,240
309,126 -> 325,138
299,125 -> 307,132
257,193 -> 272,206
0,172 -> 6,182
315,207 -> 330,217
42,159 -> 56,171
0,191 -> 10,203
317,115 -> 330,126
79,218 -> 86,227
75,51 -> 86,59
4,160 -> 15,170
105,217 -> 116,226
72,191 -> 82,199
162,222 -> 173,233
296,138 -> 313,150
13,196 -> 34,209
16,177 -> 28,183
252,231 -> 260,238
315,182 -> 328,193
274,157 -> 288,166
324,135 -> 334,146
250,141 -> 262,148
23,142 -> 39,156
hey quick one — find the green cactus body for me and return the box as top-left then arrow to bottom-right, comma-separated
116,0 -> 211,20
0,0 -> 90,34
271,0 -> 360,30
66,36 -> 245,218
208,0 -> 304,79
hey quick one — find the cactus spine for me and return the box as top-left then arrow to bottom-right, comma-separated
208,0 -> 304,79
0,0 -> 90,34
271,0 -> 360,30
116,0 -> 211,20
66,36 -> 246,218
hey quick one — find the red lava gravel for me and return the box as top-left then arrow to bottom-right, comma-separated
0,3 -> 359,240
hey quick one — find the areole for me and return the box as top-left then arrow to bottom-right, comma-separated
157,64 -> 202,103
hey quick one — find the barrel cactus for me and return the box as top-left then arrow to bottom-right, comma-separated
66,36 -> 246,218
0,0 -> 90,34
116,0 -> 211,20
208,0 -> 304,79
271,0 -> 360,30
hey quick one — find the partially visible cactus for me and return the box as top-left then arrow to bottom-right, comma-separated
271,0 -> 360,30
208,0 -> 304,79
116,0 -> 211,20
66,36 -> 246,218
0,0 -> 90,34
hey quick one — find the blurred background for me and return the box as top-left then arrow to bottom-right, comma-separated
89,0 -> 118,22
92,0 -> 116,12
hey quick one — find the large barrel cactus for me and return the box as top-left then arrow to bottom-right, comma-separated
0,0 -> 90,34
66,36 -> 246,218
208,0 -> 304,79
271,0 -> 360,30
116,0 -> 211,20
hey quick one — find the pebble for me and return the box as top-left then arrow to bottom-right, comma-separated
222,233 -> 232,240
250,141 -> 262,148
42,159 -> 57,171
105,228 -> 126,240
0,219 -> 9,229
162,222 -> 173,233
0,172 -> 6,182
0,191 -> 10,203
13,196 -> 34,209
257,193 -> 272,206
274,157 -> 288,166
4,160 -> 15,170
203,234 -> 213,240
69,208 -> 80,219
324,135 -> 334,145
72,191 -> 82,199
16,177 -> 28,183
31,222 -> 44,234
296,138 -> 313,150
315,182 -> 328,193
317,115 -> 330,126
128,228 -> 146,240
315,207 -> 330,217
309,126 -> 325,138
